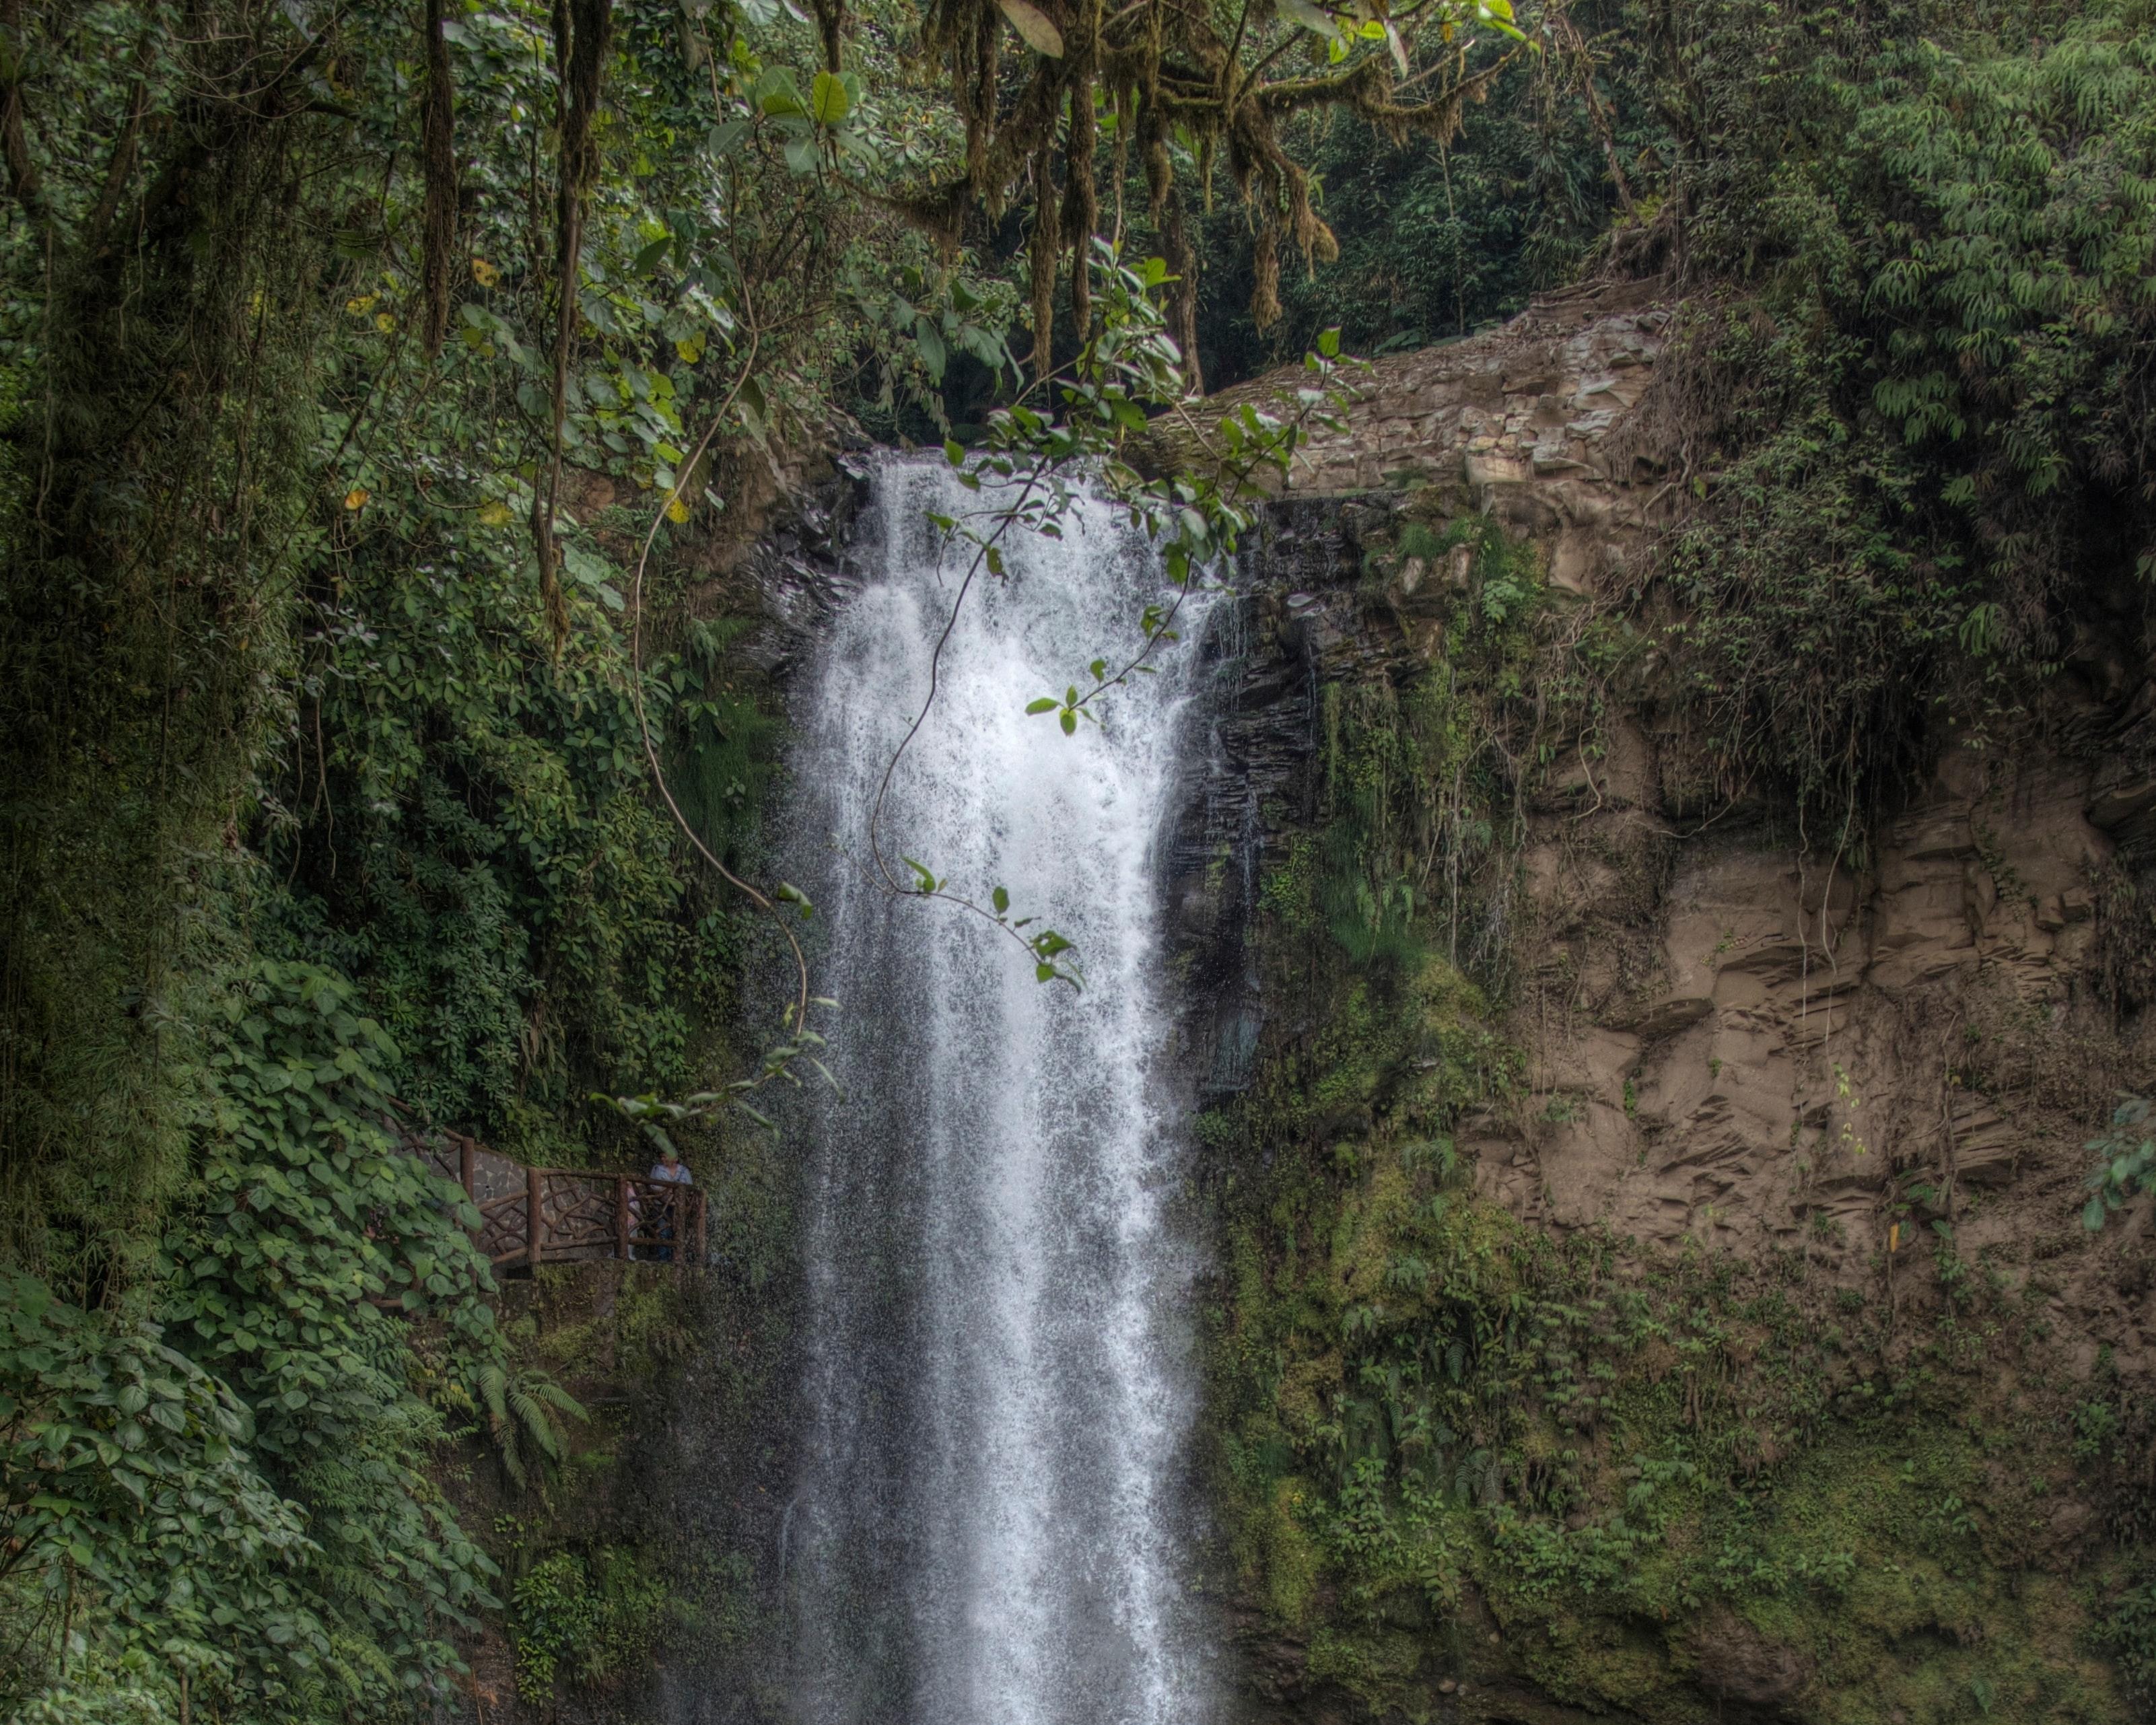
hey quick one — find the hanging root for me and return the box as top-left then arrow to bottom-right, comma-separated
1251,205 -> 1282,330
538,0 -> 613,658
1063,73 -> 1097,335
1029,131 -> 1062,381
897,0 -> 1519,358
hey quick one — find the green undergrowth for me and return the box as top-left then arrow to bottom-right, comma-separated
1286,509 -> 1625,995
1204,1000 -> 2130,1721
508,1545 -> 675,1702
0,961 -> 538,1721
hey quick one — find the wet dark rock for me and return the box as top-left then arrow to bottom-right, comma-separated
1689,1609 -> 1814,1718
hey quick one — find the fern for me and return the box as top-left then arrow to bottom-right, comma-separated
479,1362 -> 586,1490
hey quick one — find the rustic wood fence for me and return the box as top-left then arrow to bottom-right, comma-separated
417,1131 -> 707,1271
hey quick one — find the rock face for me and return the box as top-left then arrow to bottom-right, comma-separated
1204,276 -> 2153,1339
1487,747 -> 2147,1302
1205,276 -> 1673,590
1690,1608 -> 1815,1716
1174,279 -> 2156,1723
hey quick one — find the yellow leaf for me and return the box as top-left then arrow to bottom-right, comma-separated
471,258 -> 500,287
994,0 -> 1064,56
345,293 -> 378,315
477,499 -> 512,527
345,488 -> 371,511
665,497 -> 691,524
374,312 -> 396,333
674,337 -> 703,364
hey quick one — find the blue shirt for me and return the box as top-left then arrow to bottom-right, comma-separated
649,1161 -> 693,1185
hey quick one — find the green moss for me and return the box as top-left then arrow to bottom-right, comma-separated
1212,1110 -> 2128,1716
510,1545 -> 676,1702
1210,1096 -> 2139,1717
1258,1477 -> 1326,1625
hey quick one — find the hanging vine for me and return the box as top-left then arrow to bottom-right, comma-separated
897,0 -> 1530,385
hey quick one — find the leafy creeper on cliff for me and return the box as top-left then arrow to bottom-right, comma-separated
0,1275 -> 322,1715
2081,1096 -> 2156,1234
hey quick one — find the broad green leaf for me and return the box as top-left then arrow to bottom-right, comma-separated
755,68 -> 806,115
915,316 -> 948,382
810,69 -> 853,125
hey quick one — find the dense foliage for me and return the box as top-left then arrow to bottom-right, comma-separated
1191,4 -> 1636,378
1630,0 -> 2156,848
2,964 -> 518,1720
0,0 -> 941,1711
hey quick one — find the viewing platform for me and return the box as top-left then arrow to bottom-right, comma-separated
415,1130 -> 707,1271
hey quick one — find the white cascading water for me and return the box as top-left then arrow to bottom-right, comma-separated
783,454 -> 1210,1725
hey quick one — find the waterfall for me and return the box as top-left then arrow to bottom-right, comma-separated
782,454 -> 1210,1725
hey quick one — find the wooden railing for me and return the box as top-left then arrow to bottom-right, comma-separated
417,1131 -> 707,1271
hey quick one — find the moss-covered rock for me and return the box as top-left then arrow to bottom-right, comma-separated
1199,496 -> 2149,1724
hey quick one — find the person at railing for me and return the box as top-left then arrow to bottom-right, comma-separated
643,1142 -> 693,1263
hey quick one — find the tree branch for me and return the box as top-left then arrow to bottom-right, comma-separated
0,0 -> 51,239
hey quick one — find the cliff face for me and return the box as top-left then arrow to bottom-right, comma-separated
1220,275 -> 2155,1347
436,1257 -> 798,1725
1178,283 -> 2156,1722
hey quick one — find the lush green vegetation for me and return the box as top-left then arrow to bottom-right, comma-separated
1,963 -> 524,1720
1634,0 -> 2154,858
0,0 -> 918,1712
